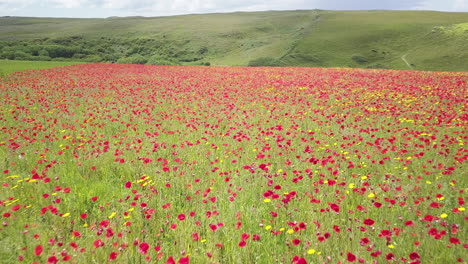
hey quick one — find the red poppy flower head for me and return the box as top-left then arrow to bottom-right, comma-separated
347,252 -> 356,262
363,218 -> 375,226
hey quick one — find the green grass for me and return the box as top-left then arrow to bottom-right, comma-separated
291,11 -> 468,71
1,10 -> 467,71
0,60 -> 85,77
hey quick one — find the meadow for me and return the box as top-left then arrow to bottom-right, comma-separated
0,64 -> 466,263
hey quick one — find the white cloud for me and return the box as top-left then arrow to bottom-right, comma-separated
411,0 -> 468,11
454,0 -> 468,11
46,0 -> 88,8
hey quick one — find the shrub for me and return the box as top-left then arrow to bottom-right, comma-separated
248,57 -> 285,67
45,45 -> 78,58
146,55 -> 179,65
351,54 -> 368,64
14,51 -> 32,60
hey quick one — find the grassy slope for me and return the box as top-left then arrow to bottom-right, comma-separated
0,10 -> 467,71
291,11 -> 468,71
0,60 -> 84,76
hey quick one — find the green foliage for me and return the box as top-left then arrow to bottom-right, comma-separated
13,51 -> 31,60
351,54 -> 368,64
38,49 -> 50,57
1,47 -> 15,60
248,57 -> 285,67
45,45 -> 78,58
83,55 -> 103,62
116,55 -> 148,64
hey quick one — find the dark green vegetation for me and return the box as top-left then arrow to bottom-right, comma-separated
1,10 -> 467,71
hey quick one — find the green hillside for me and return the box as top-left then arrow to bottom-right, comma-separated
1,10 -> 467,71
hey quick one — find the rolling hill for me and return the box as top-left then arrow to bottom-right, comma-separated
1,10 -> 467,71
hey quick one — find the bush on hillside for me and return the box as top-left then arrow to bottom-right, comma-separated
13,51 -> 32,60
351,54 -> 368,64
248,57 -> 285,67
45,45 -> 78,58
117,55 -> 148,64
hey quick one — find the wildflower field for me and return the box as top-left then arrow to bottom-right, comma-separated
0,64 -> 466,263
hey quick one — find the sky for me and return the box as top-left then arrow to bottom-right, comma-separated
0,0 -> 467,18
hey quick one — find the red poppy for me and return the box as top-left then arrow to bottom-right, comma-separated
179,256 -> 190,264
292,256 -> 308,264
347,252 -> 356,262
386,253 -> 395,260
292,239 -> 301,246
166,256 -> 176,264
48,256 -> 58,264
409,252 -> 420,260
360,237 -> 370,246
330,203 -> 340,213
11,205 -> 20,211
178,214 -> 186,221
125,181 -> 132,188
34,245 -> 43,256
93,239 -> 104,248
363,218 -> 375,226
139,242 -> 150,255
109,252 -> 118,261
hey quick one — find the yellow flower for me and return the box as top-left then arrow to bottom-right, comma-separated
440,213 -> 448,218
265,225 -> 272,230
287,229 -> 294,234
307,249 -> 316,254
62,213 -> 70,218
109,212 -> 117,219
368,193 -> 375,198
263,199 -> 271,203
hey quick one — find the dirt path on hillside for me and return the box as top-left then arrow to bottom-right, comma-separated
401,54 -> 413,70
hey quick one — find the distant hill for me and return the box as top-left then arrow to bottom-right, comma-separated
1,10 -> 467,71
